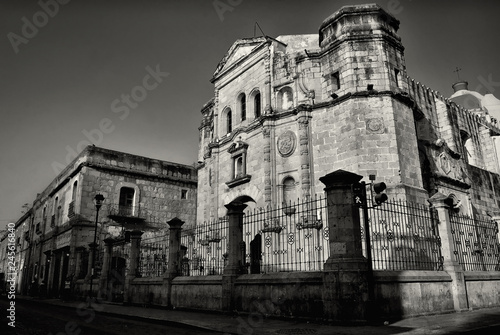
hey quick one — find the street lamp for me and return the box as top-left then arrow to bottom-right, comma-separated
89,193 -> 104,304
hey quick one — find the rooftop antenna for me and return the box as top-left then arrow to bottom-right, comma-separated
254,22 -> 266,37
453,66 -> 462,81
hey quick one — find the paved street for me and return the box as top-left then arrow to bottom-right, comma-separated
0,298 -> 220,335
2,295 -> 500,335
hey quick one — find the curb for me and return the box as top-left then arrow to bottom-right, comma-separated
16,296 -> 233,334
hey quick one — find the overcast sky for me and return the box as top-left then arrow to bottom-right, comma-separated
1,0 -> 499,229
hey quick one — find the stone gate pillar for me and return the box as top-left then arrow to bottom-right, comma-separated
319,169 -> 369,322
98,238 -> 114,301
162,217 -> 184,307
222,201 -> 247,311
428,193 -> 468,311
123,230 -> 142,304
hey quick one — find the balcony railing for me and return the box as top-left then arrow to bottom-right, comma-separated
68,201 -> 75,218
108,204 -> 146,225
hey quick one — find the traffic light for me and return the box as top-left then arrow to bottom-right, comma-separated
352,182 -> 366,208
372,182 -> 388,205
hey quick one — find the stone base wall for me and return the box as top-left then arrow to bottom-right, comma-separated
171,276 -> 223,310
235,272 -> 324,318
373,271 -> 455,319
128,278 -> 165,306
71,270 -> 500,320
464,272 -> 500,309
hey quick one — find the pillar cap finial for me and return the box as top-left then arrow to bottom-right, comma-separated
167,217 -> 185,229
320,169 -> 363,188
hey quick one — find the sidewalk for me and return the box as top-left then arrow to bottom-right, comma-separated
17,295 -> 500,335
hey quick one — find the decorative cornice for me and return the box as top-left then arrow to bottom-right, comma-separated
85,162 -> 197,185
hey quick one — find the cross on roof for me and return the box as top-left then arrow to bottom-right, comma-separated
453,67 -> 462,80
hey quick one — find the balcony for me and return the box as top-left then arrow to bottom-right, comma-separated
108,204 -> 146,226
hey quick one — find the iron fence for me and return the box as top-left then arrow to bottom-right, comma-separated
138,236 -> 169,277
180,218 -> 228,276
364,200 -> 443,271
243,195 -> 329,273
450,213 -> 500,271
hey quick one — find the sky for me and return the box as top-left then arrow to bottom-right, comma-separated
1,0 -> 500,230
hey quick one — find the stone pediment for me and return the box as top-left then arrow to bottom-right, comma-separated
227,139 -> 249,154
213,37 -> 268,78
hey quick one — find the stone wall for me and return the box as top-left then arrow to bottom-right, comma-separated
373,271 -> 455,318
171,276 -> 223,310
464,272 -> 500,308
128,278 -> 165,306
235,272 -> 324,318
468,165 -> 500,216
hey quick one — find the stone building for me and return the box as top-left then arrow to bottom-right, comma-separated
10,145 -> 196,297
196,3 -> 500,222
0,212 -> 32,295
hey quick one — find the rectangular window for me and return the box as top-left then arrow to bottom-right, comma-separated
331,71 -> 340,91
181,189 -> 188,199
394,68 -> 400,87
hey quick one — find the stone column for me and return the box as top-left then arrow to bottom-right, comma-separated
98,238 -> 114,301
263,126 -> 273,208
319,169 -> 369,322
74,247 -> 85,279
428,192 -> 468,311
123,230 -> 142,304
222,201 -> 247,312
162,218 -> 184,307
297,105 -> 312,200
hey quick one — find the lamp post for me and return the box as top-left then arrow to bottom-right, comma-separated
89,193 -> 104,304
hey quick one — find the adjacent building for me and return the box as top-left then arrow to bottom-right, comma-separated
2,145 -> 196,297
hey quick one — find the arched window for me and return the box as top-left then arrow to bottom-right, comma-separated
72,181 -> 78,201
283,177 -> 297,205
52,196 -> 59,227
460,130 -> 475,166
254,92 -> 261,118
226,109 -> 232,134
69,181 -> 78,217
282,177 -> 297,215
239,93 -> 246,121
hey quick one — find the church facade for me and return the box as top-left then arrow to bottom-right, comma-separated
196,3 -> 500,222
